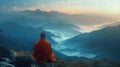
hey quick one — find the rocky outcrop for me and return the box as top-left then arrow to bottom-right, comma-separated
0,47 -> 16,67
11,56 -> 34,67
0,46 -> 120,67
0,62 -> 15,67
0,46 -> 66,67
11,56 -> 67,67
0,47 -> 16,61
34,62 -> 67,67
0,57 -> 10,63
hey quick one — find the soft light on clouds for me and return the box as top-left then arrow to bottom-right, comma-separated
79,21 -> 120,33
0,0 -> 120,14
61,50 -> 96,58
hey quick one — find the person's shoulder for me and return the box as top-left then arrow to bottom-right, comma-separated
37,40 -> 41,42
35,40 -> 40,44
45,40 -> 50,44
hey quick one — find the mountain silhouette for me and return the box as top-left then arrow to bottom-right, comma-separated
62,25 -> 120,61
0,22 -> 57,50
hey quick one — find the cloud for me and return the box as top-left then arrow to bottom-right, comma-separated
62,24 -> 120,60
13,6 -> 18,11
61,50 -> 96,58
0,0 -> 120,14
46,30 -> 76,42
79,21 -> 119,33
54,44 -> 67,51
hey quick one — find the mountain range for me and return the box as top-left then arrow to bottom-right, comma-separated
0,9 -> 120,61
1,9 -> 116,41
62,24 -> 120,61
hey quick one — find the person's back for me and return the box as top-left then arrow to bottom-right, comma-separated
32,32 -> 56,63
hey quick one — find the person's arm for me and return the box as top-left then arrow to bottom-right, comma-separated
47,42 -> 53,60
48,42 -> 56,62
49,43 -> 52,53
34,40 -> 39,52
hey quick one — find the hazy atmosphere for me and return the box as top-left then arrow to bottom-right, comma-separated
0,0 -> 120,33
0,0 -> 120,14
0,0 -> 120,66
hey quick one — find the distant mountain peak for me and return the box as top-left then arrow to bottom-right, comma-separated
23,9 -> 42,12
22,9 -> 68,16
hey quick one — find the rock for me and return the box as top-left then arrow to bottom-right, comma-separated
11,56 -> 34,67
0,46 -> 17,61
53,62 -> 67,67
98,62 -> 115,67
0,57 -> 10,63
96,59 -> 120,67
64,61 -> 88,67
0,62 -> 15,67
11,55 -> 67,67
33,63 -> 46,67
34,62 -> 67,67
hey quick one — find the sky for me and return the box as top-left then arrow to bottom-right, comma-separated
0,0 -> 120,33
0,0 -> 120,14
0,0 -> 120,57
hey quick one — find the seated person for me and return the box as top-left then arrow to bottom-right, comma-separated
32,32 -> 56,63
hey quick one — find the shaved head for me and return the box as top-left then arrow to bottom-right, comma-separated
40,31 -> 46,38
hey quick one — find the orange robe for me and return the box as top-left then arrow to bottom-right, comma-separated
32,38 -> 56,63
